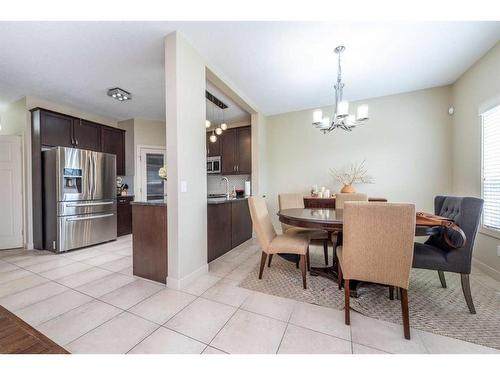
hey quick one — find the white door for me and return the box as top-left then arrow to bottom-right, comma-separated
0,136 -> 23,249
138,146 -> 166,202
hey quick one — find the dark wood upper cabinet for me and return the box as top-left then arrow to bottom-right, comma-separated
101,126 -> 126,176
206,132 -> 221,157
236,127 -> 251,174
220,126 -> 251,175
40,111 -> 74,148
221,129 -> 237,174
231,199 -> 253,248
73,120 -> 101,151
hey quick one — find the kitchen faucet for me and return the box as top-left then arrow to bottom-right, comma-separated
221,176 -> 230,199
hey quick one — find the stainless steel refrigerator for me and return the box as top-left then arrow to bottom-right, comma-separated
42,147 -> 117,252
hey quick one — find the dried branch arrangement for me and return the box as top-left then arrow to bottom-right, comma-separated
330,160 -> 374,186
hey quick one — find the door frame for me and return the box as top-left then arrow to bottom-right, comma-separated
135,144 -> 167,201
0,135 -> 24,249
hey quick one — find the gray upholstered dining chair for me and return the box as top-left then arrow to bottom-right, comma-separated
248,196 -> 310,289
337,202 -> 416,339
412,195 -> 484,314
278,193 -> 330,265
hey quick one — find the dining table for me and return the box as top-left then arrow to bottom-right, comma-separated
277,207 -> 441,297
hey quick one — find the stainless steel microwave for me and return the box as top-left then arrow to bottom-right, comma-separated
207,156 -> 221,174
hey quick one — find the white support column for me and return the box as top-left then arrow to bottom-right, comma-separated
165,32 -> 208,288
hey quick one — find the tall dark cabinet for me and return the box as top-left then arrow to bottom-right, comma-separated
221,126 -> 251,175
31,107 -> 126,249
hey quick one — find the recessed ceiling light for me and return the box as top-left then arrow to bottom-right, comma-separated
107,87 -> 132,102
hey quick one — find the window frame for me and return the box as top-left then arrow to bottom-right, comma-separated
480,102 -> 500,240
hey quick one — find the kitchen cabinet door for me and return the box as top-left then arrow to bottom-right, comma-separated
231,199 -> 252,248
236,126 -> 251,174
206,132 -> 221,157
73,120 -> 101,151
221,129 -> 237,175
207,203 -> 232,262
40,110 -> 74,148
101,126 -> 125,175
117,196 -> 133,236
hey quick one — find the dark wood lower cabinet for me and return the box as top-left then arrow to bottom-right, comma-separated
117,196 -> 134,236
207,199 -> 252,263
132,204 -> 168,284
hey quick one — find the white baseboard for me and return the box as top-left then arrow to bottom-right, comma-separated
472,257 -> 500,281
166,263 -> 209,290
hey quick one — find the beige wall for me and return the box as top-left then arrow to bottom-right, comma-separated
266,86 -> 453,227
451,42 -> 500,278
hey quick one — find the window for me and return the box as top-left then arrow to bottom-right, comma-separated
481,104 -> 500,232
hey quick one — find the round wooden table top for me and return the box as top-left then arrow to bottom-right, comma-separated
277,208 -> 440,236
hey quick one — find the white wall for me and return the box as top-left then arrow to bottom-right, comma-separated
266,86 -> 453,227
451,42 -> 500,279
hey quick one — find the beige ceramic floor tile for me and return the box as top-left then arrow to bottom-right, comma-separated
201,282 -> 252,308
81,252 -> 126,266
129,288 -> 196,324
15,289 -> 93,326
181,273 -> 221,296
0,248 -> 27,259
76,272 -> 135,298
6,251 -> 56,267
349,312 -> 427,354
278,324 -> 352,354
118,266 -> 134,276
99,278 -> 164,309
39,262 -> 93,280
165,297 -> 236,344
0,268 -> 32,284
0,281 -> 67,310
202,346 -> 227,354
128,327 -> 206,354
99,256 -> 132,272
0,261 -> 19,273
352,343 -> 389,354
241,291 -> 296,322
416,329 -> 500,354
208,259 -> 238,277
0,274 -> 47,298
62,248 -> 106,261
37,299 -> 122,345
23,257 -> 76,273
289,301 -> 351,341
211,309 -> 287,354
65,312 -> 158,354
55,267 -> 113,288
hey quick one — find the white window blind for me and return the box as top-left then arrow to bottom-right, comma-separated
482,104 -> 500,231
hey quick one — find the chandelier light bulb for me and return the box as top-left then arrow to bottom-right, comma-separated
319,117 -> 330,129
356,105 -> 369,121
215,127 -> 223,135
209,133 -> 217,143
220,123 -> 227,130
337,101 -> 349,117
205,120 -> 211,128
313,109 -> 323,124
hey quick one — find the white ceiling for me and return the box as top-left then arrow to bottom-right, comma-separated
0,21 -> 499,120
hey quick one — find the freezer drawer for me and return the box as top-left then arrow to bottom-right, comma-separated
55,212 -> 117,252
58,200 -> 116,216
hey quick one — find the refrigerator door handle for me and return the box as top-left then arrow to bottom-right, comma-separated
93,152 -> 97,200
66,201 -> 114,207
66,213 -> 114,222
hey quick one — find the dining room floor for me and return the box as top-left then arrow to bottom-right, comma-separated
0,235 -> 498,354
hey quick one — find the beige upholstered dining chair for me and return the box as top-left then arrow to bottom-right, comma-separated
278,193 -> 330,265
248,196 -> 310,289
334,193 -> 368,209
336,202 -> 416,339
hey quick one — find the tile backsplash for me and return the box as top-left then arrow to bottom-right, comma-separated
207,174 -> 250,195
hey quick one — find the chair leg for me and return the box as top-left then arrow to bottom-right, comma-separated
389,286 -> 394,300
323,239 -> 328,265
338,264 -> 343,290
344,278 -> 350,325
295,257 -> 299,268
400,288 -> 410,340
267,254 -> 273,268
438,271 -> 447,288
258,252 -> 267,279
299,254 -> 307,289
460,273 -> 476,314
306,247 -> 311,272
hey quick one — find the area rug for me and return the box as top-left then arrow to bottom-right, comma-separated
238,247 -> 500,350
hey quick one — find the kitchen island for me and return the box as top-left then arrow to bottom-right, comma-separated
131,199 -> 168,284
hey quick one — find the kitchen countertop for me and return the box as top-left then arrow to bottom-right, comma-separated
131,198 -> 167,207
207,196 -> 249,205
131,196 -> 249,206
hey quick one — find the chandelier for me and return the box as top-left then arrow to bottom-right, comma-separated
312,46 -> 369,133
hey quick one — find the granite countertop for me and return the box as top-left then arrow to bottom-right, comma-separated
207,196 -> 249,205
131,198 -> 167,206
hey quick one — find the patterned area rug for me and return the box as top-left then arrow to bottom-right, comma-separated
239,247 -> 500,349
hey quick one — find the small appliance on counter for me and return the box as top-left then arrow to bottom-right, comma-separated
244,180 -> 251,197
